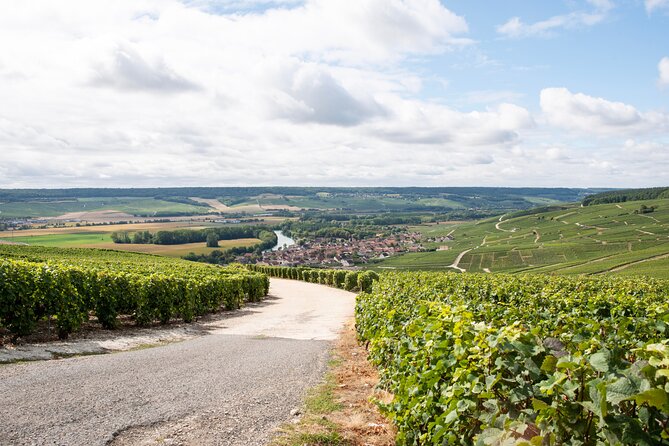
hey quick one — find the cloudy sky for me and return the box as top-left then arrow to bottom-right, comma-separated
0,0 -> 668,188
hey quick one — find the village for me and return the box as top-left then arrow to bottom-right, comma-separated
258,231 -> 426,267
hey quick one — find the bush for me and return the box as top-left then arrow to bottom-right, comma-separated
344,272 -> 358,291
356,271 -> 378,293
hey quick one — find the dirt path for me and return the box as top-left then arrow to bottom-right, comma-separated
449,248 -> 473,272
555,211 -> 577,221
0,279 -> 355,446
495,215 -> 516,233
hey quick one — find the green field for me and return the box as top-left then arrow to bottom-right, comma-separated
9,232 -> 113,246
4,232 -> 262,258
377,198 -> 669,279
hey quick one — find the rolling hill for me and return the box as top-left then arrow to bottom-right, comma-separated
0,187 -> 602,218
376,197 -> 669,279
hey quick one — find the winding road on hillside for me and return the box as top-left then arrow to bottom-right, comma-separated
0,279 -> 355,446
495,214 -> 515,232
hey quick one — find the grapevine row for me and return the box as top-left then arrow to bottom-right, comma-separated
356,272 -> 669,445
246,264 -> 378,292
0,246 -> 269,338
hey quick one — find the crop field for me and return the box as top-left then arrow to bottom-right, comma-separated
0,221 -> 214,238
0,197 -> 211,218
377,198 -> 669,278
357,272 -> 669,444
0,218 -> 284,258
4,233 -> 261,257
8,232 -> 113,247
84,238 -> 262,257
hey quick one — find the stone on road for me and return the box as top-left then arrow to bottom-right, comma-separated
0,279 -> 355,446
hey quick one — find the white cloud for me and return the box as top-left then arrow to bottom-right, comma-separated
0,0 -> 519,188
0,0 -> 666,188
260,62 -> 386,125
90,43 -> 200,93
646,0 -> 669,13
659,57 -> 669,87
497,1 -> 613,38
545,147 -> 568,161
540,87 -> 669,135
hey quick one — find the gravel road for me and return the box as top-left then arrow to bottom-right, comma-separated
0,279 -> 355,446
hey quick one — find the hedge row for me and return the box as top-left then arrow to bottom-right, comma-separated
357,272 -> 669,445
246,264 -> 378,293
0,258 -> 269,339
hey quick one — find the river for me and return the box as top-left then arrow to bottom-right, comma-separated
271,230 -> 296,251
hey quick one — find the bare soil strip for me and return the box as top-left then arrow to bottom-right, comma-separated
189,197 -> 230,212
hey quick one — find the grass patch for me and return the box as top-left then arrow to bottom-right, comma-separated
304,373 -> 342,414
286,432 -> 347,446
272,369 -> 350,446
270,321 -> 395,446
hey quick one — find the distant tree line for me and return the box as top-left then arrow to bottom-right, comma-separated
111,226 -> 275,246
582,187 -> 669,206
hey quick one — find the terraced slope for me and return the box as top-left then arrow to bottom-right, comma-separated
377,198 -> 669,278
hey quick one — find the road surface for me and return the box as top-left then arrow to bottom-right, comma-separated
0,279 -> 355,446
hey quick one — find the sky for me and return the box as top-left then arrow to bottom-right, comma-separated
0,0 -> 668,188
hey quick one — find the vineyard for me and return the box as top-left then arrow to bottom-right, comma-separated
357,272 -> 669,445
0,245 -> 268,339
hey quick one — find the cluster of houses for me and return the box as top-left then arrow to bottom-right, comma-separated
259,232 -> 425,267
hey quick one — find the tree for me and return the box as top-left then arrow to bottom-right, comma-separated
206,232 -> 219,248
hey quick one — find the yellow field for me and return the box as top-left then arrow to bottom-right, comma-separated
0,222 -> 209,237
80,239 -> 262,257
